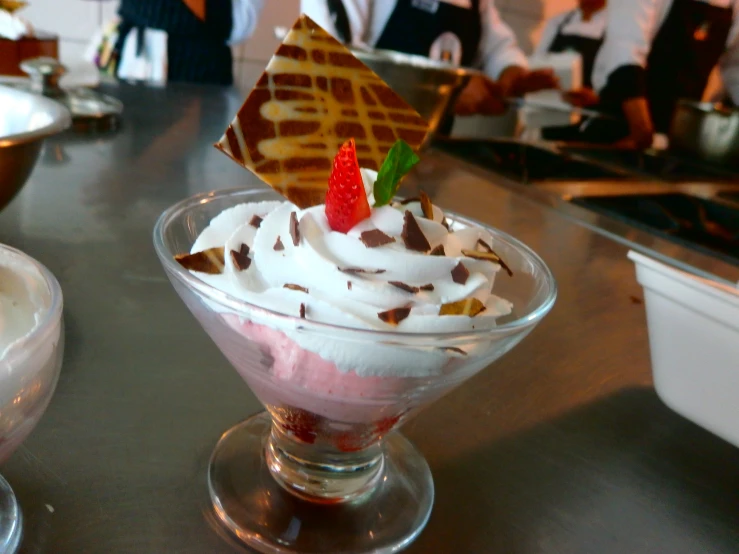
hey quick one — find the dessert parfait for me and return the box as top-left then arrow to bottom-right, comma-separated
154,14 -> 556,554
0,243 -> 64,553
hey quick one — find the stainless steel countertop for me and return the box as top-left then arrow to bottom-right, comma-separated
2,80 -> 739,554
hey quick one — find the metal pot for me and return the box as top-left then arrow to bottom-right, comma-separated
669,100 -> 739,167
0,84 -> 70,210
351,48 -> 474,145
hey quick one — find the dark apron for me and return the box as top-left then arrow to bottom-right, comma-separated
597,0 -> 733,140
115,0 -> 233,86
375,0 -> 482,67
547,9 -> 603,89
541,9 -> 605,141
645,0 -> 733,131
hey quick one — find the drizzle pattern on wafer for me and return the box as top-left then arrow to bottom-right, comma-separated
215,15 -> 429,208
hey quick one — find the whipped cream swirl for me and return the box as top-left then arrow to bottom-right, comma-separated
188,172 -> 513,376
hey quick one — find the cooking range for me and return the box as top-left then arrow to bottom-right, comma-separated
434,138 -> 739,265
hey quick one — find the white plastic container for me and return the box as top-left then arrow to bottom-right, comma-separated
522,52 -> 583,130
628,250 -> 739,446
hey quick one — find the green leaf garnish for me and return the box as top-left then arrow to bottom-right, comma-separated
373,140 -> 420,207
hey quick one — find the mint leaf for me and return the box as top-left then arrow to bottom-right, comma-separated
373,140 -> 420,207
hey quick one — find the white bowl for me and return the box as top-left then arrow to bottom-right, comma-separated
628,250 -> 739,446
0,244 -> 64,463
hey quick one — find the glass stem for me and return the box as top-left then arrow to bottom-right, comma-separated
265,423 -> 385,503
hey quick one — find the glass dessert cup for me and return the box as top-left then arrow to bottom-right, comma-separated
153,188 -> 556,554
0,245 -> 64,554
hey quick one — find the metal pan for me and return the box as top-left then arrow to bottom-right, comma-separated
669,100 -> 739,168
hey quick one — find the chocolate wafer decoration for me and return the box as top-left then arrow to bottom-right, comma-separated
214,15 -> 430,209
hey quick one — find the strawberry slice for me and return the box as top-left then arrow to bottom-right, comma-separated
325,139 -> 371,233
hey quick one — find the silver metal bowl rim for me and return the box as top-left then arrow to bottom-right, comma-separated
352,46 -> 481,77
0,84 -> 72,148
0,243 -> 64,366
676,99 -> 739,117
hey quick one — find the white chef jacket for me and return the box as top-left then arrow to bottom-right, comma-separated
300,0 -> 528,79
592,0 -> 739,101
230,0 -> 266,44
533,8 -> 607,56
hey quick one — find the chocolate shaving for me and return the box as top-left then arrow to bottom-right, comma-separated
360,229 -> 395,248
284,283 -> 309,293
378,307 -> 411,326
289,212 -> 300,246
250,215 -> 263,228
476,238 -> 493,252
389,281 -> 419,294
339,267 -> 386,275
419,190 -> 434,220
439,298 -> 486,317
462,249 -> 501,263
475,239 -> 513,277
274,236 -> 285,251
347,281 -> 352,290
451,262 -> 469,285
175,247 -> 225,275
299,303 -> 306,319
441,346 -> 467,356
401,211 -> 431,252
420,283 -> 435,291
429,244 -> 446,256
230,244 -> 252,271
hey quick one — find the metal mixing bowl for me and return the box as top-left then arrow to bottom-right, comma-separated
272,26 -> 476,145
352,48 -> 475,145
669,100 -> 739,168
0,85 -> 71,211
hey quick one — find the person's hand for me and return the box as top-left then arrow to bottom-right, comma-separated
562,88 -> 599,108
454,75 -> 508,116
617,97 -> 654,149
516,69 -> 559,95
499,66 -> 559,97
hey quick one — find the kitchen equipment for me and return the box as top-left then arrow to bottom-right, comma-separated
352,47 -> 474,145
572,193 -> 739,265
0,84 -> 70,211
560,145 -> 739,182
18,57 -> 122,132
669,100 -> 739,168
436,138 -> 626,183
628,250 -> 739,447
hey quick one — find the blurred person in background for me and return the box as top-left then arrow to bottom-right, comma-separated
532,0 -> 607,141
301,0 -> 559,117
535,0 -> 606,108
107,0 -> 265,85
592,0 -> 739,148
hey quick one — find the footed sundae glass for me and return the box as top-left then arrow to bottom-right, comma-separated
154,188 -> 556,554
0,244 -> 64,554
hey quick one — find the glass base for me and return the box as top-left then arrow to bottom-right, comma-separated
208,412 -> 434,554
0,475 -> 22,554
